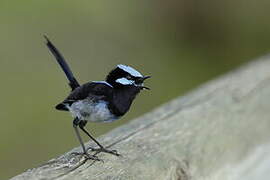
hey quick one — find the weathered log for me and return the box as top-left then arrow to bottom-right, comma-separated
11,57 -> 270,180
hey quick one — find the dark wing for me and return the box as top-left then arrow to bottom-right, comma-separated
56,82 -> 113,111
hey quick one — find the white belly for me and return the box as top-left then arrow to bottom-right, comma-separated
66,100 -> 117,122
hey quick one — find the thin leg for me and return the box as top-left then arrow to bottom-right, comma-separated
72,118 -> 101,161
79,124 -> 103,148
79,122 -> 120,156
73,123 -> 87,154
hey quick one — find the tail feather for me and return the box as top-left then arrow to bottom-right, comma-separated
44,35 -> 80,90
55,103 -> 69,111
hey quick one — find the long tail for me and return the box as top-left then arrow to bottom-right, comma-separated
44,35 -> 80,90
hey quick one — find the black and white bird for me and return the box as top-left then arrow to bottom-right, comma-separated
44,36 -> 150,161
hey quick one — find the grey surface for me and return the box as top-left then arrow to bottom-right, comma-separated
11,57 -> 270,180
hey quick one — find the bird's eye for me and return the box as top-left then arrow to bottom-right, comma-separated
126,75 -> 132,80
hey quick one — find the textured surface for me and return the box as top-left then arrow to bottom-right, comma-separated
11,57 -> 270,180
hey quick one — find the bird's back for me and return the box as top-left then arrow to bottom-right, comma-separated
55,81 -> 113,111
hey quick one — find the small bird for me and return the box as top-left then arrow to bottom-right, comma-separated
44,36 -> 150,161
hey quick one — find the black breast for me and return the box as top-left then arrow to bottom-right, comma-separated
108,86 -> 141,117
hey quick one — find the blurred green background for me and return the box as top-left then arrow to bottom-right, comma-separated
1,0 -> 270,179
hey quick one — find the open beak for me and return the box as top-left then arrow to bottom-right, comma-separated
142,76 -> 151,81
139,76 -> 151,90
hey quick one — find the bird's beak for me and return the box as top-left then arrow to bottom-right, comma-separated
139,76 -> 151,90
142,76 -> 151,81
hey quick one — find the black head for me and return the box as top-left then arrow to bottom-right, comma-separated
106,64 -> 150,90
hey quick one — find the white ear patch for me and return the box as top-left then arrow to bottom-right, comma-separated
117,64 -> 143,77
116,77 -> 134,85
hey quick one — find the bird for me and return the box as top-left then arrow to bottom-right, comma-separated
44,36 -> 151,161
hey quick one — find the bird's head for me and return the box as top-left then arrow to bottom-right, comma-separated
106,64 -> 151,90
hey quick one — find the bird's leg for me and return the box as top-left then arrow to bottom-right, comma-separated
79,122 -> 120,156
72,118 -> 101,161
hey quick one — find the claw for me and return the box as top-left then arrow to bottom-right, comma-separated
71,151 -> 103,161
71,152 -> 83,156
84,154 -> 103,162
86,146 -> 95,151
88,147 -> 121,157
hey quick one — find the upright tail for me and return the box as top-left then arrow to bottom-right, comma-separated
44,35 -> 80,90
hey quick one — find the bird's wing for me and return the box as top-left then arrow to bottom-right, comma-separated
55,82 -> 113,110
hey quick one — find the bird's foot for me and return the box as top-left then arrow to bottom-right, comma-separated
87,147 -> 120,156
71,152 -> 103,162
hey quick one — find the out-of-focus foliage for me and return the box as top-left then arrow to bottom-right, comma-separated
1,0 -> 270,179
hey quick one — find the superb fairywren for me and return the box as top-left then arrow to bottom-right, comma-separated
44,36 -> 150,161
